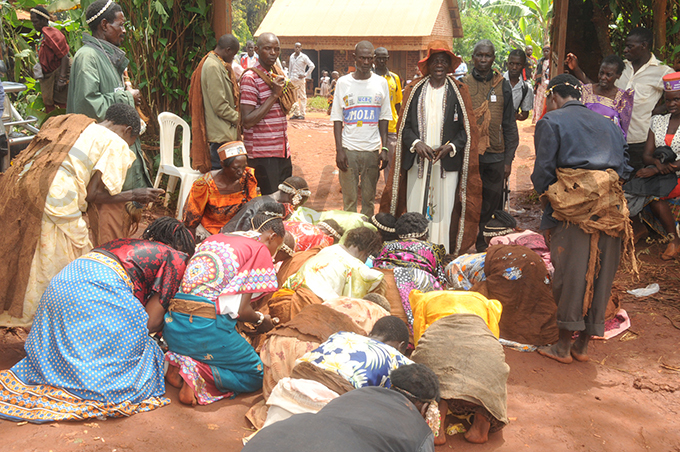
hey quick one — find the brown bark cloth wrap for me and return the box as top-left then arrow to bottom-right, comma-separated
247,303 -> 366,428
188,51 -> 240,173
472,245 -> 559,346
0,114 -> 96,317
242,247 -> 324,350
411,313 -> 509,429
542,168 -> 638,316
380,75 -> 482,256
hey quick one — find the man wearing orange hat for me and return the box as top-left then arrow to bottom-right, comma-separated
462,40 -> 519,252
381,40 -> 482,256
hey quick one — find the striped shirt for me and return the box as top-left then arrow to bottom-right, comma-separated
240,63 -> 290,159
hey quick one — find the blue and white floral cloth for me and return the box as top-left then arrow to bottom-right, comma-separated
297,332 -> 412,389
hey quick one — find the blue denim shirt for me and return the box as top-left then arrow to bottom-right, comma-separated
532,101 -> 633,229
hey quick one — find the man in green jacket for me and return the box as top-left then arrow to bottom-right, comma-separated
67,0 -> 161,245
188,34 -> 241,172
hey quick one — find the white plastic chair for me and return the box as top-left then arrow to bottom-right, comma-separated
155,112 -> 202,220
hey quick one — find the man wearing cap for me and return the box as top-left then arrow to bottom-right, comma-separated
189,34 -> 241,173
373,47 -> 403,184
67,0 -> 161,245
381,40 -> 482,255
331,41 -> 392,217
289,42 -> 315,120
462,40 -> 519,253
532,74 -> 633,365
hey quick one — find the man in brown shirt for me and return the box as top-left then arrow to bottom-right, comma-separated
462,40 -> 519,252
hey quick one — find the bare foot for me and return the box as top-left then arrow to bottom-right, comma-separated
178,381 -> 198,406
464,410 -> 490,444
165,365 -> 183,388
434,399 -> 448,446
538,344 -> 573,364
570,334 -> 590,362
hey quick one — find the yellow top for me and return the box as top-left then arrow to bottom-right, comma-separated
410,290 -> 502,346
382,71 -> 403,133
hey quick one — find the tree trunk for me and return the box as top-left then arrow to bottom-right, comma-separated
591,0 -> 614,56
652,0 -> 667,58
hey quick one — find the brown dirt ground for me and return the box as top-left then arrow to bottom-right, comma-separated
2,113 -> 680,452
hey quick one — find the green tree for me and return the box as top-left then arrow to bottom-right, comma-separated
483,0 -> 553,48
452,8 -> 504,62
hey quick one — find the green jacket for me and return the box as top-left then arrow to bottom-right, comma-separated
202,53 -> 239,143
67,33 -> 151,190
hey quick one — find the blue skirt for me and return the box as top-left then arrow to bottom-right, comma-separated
8,252 -> 166,405
163,293 -> 263,394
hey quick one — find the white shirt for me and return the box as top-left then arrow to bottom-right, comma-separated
503,72 -> 534,113
615,54 -> 673,144
330,73 -> 393,152
289,52 -> 315,80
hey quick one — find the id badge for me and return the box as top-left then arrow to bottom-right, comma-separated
490,94 -> 497,103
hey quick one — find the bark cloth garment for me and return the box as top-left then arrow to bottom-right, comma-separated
380,74 -> 482,256
462,70 -> 506,156
243,247 -> 324,351
411,313 -> 509,433
542,168 -> 637,316
0,114 -> 95,323
248,300 -> 384,428
472,245 -> 559,346
189,51 -> 241,173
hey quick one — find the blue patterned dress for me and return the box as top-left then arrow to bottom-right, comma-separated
0,245 -> 188,423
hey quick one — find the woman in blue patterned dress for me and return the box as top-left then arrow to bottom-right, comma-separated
0,217 -> 195,423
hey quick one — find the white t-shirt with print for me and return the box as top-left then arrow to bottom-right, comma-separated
330,73 -> 393,152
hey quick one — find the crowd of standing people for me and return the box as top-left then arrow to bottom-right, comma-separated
0,0 -> 679,450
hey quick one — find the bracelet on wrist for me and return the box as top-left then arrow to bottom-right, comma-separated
381,147 -> 388,152
254,311 -> 264,326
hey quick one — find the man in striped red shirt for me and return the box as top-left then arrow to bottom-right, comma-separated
240,32 -> 292,195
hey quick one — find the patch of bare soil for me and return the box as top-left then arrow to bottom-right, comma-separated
2,115 -> 679,452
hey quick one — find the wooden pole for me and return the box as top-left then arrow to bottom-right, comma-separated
212,0 -> 232,37
550,0 -> 569,78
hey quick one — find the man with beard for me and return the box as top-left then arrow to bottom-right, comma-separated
67,0 -> 161,245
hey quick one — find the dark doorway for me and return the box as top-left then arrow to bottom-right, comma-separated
319,50 -> 334,79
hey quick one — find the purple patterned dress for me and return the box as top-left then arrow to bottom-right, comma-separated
373,240 -> 447,329
581,84 -> 634,139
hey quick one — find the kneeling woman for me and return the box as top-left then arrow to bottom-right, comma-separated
409,291 -> 508,445
0,217 -> 194,423
373,212 -> 447,330
163,204 -> 286,406
268,227 -> 384,324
